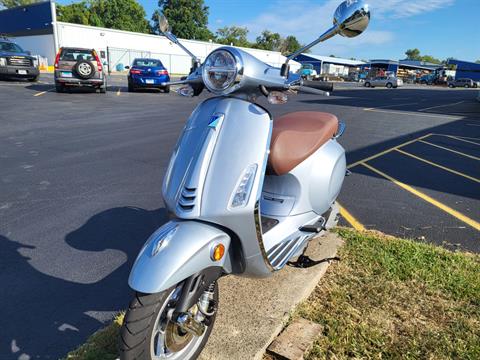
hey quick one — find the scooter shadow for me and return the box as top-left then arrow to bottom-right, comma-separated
1,206 -> 168,360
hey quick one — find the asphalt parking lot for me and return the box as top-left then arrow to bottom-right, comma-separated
0,74 -> 479,359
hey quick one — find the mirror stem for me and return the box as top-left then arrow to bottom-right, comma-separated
282,25 -> 338,77
163,31 -> 200,65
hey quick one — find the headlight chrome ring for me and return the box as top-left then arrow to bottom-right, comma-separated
202,49 -> 243,94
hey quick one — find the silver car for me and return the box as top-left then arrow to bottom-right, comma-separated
364,76 -> 403,88
448,78 -> 478,88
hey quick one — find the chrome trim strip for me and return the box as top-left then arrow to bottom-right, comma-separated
333,121 -> 346,139
254,200 -> 274,272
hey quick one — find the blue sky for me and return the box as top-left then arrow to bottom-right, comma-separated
58,0 -> 480,62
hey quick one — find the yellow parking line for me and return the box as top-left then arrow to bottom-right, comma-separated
361,163 -> 480,231
338,203 -> 366,231
33,91 -> 48,97
419,140 -> 480,161
347,133 -> 433,169
395,148 -> 480,183
442,135 -> 480,146
432,133 -> 480,142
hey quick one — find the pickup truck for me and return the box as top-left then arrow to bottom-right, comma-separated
0,37 -> 39,82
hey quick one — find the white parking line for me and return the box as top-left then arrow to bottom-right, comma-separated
116,87 -> 121,96
363,102 -> 418,111
363,108 -> 462,119
418,100 -> 465,112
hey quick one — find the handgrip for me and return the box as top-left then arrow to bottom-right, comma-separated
302,80 -> 333,92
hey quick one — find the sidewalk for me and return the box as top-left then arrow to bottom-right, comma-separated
200,232 -> 343,360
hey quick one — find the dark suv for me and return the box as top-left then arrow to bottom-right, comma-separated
0,37 -> 39,82
54,47 -> 107,93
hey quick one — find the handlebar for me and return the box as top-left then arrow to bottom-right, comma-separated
301,80 -> 333,92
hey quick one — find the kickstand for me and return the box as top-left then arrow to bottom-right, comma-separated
287,254 -> 340,268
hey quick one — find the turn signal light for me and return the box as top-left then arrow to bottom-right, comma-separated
211,244 -> 225,261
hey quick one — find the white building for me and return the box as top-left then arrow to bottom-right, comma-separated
1,1 -> 299,74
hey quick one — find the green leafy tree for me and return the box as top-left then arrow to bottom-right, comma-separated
56,2 -> 92,25
476,59 -> 480,64
90,0 -> 150,33
254,30 -> 282,51
57,0 -> 150,33
279,35 -> 303,55
0,0 -> 40,8
405,48 -> 421,60
152,0 -> 214,40
419,55 -> 441,64
216,26 -> 251,47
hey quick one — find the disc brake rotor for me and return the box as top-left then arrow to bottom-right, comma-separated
164,322 -> 193,352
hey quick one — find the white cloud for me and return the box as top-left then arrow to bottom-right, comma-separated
368,0 -> 454,18
240,0 -> 454,57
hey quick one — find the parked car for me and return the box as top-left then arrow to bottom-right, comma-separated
448,78 -> 478,88
126,58 -> 170,93
0,37 -> 39,82
298,63 -> 318,80
54,47 -> 107,93
364,76 -> 403,88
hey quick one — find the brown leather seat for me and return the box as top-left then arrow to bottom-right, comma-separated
268,111 -> 339,176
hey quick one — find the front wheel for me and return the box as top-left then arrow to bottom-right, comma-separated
364,82 -> 371,87
386,82 -> 393,88
120,282 -> 219,360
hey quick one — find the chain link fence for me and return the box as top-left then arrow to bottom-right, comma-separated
107,47 -> 193,75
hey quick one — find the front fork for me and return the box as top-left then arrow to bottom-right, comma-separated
172,268 -> 221,336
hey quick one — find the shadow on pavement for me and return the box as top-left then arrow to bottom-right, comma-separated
1,206 -> 168,359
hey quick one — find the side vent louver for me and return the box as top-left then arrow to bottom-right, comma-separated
178,187 -> 197,211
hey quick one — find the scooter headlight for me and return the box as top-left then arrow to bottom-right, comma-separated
202,49 -> 242,94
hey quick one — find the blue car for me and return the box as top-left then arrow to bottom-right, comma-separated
126,58 -> 170,93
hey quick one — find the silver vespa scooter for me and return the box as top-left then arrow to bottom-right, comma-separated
120,2 -> 370,359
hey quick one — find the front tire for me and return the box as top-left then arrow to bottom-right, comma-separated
386,82 -> 393,88
120,283 -> 218,360
364,81 -> 371,87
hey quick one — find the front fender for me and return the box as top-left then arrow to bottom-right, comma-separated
128,220 -> 231,293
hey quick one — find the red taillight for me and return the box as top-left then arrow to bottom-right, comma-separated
156,69 -> 168,76
54,48 -> 62,68
130,69 -> 142,75
92,50 -> 102,72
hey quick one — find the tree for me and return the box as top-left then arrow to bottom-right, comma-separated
419,55 -> 441,64
216,26 -> 251,47
405,48 -> 421,60
279,35 -> 303,55
152,0 -> 214,40
57,2 -> 91,25
476,59 -> 480,64
0,0 -> 40,8
57,0 -> 150,33
254,30 -> 282,51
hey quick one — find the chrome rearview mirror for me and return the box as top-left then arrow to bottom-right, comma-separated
158,13 -> 170,34
334,0 -> 370,38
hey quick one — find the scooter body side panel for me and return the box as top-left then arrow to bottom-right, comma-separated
162,97 -> 273,277
262,139 -> 346,216
128,220 -> 232,293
